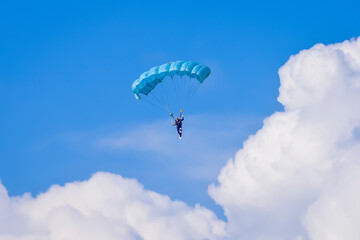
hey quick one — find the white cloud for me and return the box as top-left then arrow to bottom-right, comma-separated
305,158 -> 360,240
0,173 -> 226,240
2,37 -> 360,240
209,37 -> 360,239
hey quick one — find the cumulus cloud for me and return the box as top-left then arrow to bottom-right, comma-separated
209,37 -> 360,239
0,173 -> 226,240
2,37 -> 360,240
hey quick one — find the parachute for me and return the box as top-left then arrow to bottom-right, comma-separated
132,61 -> 210,114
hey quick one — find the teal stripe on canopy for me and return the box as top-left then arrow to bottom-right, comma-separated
132,61 -> 210,99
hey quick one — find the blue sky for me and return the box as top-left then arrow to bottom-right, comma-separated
1,0 -> 359,219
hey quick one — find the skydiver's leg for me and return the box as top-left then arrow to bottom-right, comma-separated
178,127 -> 182,137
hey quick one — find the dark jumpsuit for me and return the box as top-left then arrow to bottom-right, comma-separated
174,116 -> 184,137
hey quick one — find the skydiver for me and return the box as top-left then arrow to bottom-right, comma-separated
170,109 -> 184,139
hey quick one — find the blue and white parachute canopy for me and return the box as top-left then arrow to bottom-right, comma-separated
131,61 -> 210,99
